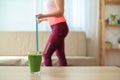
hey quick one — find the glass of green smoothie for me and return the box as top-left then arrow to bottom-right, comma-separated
28,52 -> 42,75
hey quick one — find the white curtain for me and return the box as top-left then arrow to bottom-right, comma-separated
0,0 -> 99,34
0,0 -> 35,31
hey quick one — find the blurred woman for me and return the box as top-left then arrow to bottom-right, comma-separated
36,0 -> 69,66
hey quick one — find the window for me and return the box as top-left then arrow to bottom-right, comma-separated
0,0 -> 35,31
0,0 -> 87,31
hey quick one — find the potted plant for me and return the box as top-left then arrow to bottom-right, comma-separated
106,41 -> 112,49
110,14 -> 117,25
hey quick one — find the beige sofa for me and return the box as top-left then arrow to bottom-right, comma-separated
0,31 -> 97,66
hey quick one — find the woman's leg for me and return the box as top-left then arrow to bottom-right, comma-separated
43,34 -> 57,66
43,22 -> 68,66
55,40 -> 67,66
54,22 -> 68,66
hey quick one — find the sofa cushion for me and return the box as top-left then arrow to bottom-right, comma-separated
52,56 -> 97,66
0,56 -> 97,66
0,31 -> 87,56
0,56 -> 28,66
65,32 -> 87,56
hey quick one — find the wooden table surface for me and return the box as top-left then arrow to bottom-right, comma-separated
0,66 -> 120,80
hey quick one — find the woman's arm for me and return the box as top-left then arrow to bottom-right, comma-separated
37,0 -> 64,19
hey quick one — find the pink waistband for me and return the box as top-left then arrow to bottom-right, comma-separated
47,16 -> 66,26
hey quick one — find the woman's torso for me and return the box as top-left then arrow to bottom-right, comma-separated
46,0 -> 66,26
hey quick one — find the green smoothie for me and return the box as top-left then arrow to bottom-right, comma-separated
28,53 -> 42,73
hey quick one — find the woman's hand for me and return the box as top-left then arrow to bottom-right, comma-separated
37,18 -> 48,23
36,14 -> 48,23
36,14 -> 45,19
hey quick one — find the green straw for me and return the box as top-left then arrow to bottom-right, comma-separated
36,17 -> 39,54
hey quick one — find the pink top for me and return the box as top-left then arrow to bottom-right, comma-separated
46,0 -> 66,26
